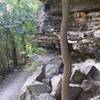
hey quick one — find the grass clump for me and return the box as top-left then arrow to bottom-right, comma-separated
25,61 -> 38,72
26,43 -> 47,57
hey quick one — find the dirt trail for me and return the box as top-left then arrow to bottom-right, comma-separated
0,70 -> 29,100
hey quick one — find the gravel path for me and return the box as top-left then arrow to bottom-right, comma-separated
0,70 -> 29,100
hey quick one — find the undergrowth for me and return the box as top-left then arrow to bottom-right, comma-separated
25,61 -> 39,72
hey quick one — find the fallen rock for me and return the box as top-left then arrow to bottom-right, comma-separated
72,59 -> 95,75
50,74 -> 82,100
87,66 -> 100,81
78,79 -> 100,100
20,65 -> 49,100
81,80 -> 96,92
70,84 -> 82,100
46,64 -> 59,79
70,70 -> 86,84
45,56 -> 62,79
51,74 -> 62,100
70,59 -> 95,84
42,79 -> 51,86
20,81 -> 51,100
24,65 -> 45,84
26,81 -> 51,95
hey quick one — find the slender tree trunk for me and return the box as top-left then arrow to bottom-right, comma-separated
7,28 -> 18,66
60,0 -> 71,100
21,34 -> 26,64
6,33 -> 10,70
11,38 -> 18,66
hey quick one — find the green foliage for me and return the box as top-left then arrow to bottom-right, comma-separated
0,0 -> 43,74
26,43 -> 47,57
32,47 -> 47,55
25,61 -> 38,72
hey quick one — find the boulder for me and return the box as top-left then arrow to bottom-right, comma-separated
20,65 -> 48,100
70,59 -> 95,84
23,65 -> 45,85
42,79 -> 51,86
45,56 -> 62,79
87,66 -> 100,81
51,74 -> 62,100
70,84 -> 82,100
26,81 -> 51,95
20,81 -> 51,100
50,74 -> 82,100
72,59 -> 95,75
46,64 -> 59,79
81,80 -> 97,92
78,79 -> 100,100
70,70 -> 86,84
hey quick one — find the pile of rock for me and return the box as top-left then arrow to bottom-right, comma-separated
20,55 -> 100,100
20,55 -> 63,100
71,59 -> 100,100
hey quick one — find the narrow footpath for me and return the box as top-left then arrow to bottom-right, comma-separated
0,70 -> 29,100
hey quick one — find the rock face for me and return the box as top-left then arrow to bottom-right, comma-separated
38,0 -> 100,33
33,30 -> 100,60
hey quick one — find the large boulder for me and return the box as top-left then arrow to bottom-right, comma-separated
51,74 -> 62,100
24,65 -> 45,84
81,80 -> 97,92
70,59 -> 95,84
50,74 -> 82,100
72,59 -> 95,75
70,70 -> 86,84
87,66 -> 100,81
45,56 -> 62,79
77,66 -> 100,100
20,81 -> 51,100
70,84 -> 82,100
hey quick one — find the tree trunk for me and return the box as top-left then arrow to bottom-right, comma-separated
11,38 -> 18,66
60,0 -> 71,100
21,34 -> 26,64
7,28 -> 18,66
